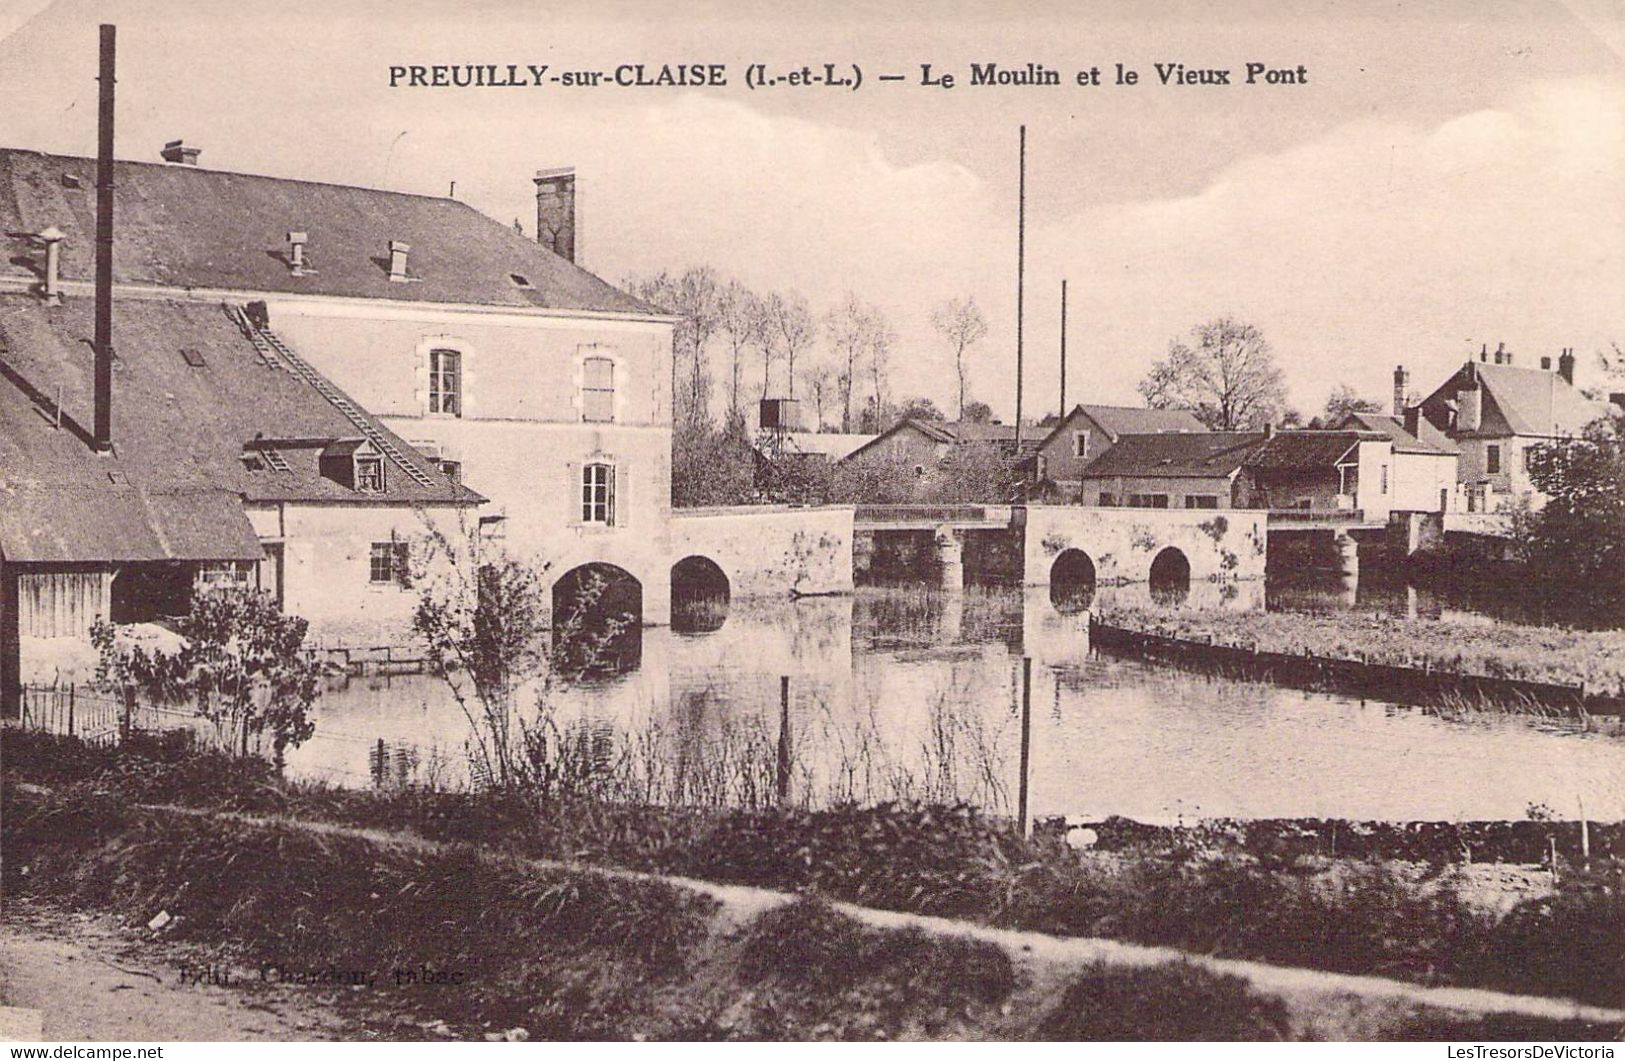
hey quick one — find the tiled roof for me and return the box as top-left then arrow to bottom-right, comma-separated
1337,412 -> 1458,455
1079,432 -> 1264,478
0,484 -> 264,563
1419,361 -> 1611,439
1243,431 -> 1383,469
0,294 -> 483,517
1038,404 -> 1205,450
0,148 -> 657,315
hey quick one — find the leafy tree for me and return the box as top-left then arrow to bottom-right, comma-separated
1322,383 -> 1384,425
671,420 -> 758,507
930,295 -> 990,419
1514,415 -> 1625,612
897,396 -> 947,422
826,292 -> 886,432
926,442 -> 1018,503
92,586 -> 321,759
962,400 -> 995,424
1139,317 -> 1286,430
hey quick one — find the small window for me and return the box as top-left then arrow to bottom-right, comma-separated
1098,492 -> 1117,507
1184,494 -> 1219,509
196,561 -> 250,587
356,455 -> 385,493
582,462 -> 615,524
439,459 -> 462,485
509,273 -> 532,288
369,541 -> 410,586
429,348 -> 461,417
1486,444 -> 1501,474
1381,464 -> 1390,494
582,356 -> 615,422
180,348 -> 206,368
1073,430 -> 1090,459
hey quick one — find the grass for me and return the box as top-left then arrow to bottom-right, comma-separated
8,729 -> 1625,1010
1096,602 -> 1625,697
1037,962 -> 1292,1041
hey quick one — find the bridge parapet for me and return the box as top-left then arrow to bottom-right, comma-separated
1022,505 -> 1268,586
671,505 -> 855,599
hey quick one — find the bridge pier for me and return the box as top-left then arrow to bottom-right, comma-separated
934,526 -> 964,593
1333,532 -> 1360,578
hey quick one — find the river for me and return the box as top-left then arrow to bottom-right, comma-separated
281,581 -> 1625,823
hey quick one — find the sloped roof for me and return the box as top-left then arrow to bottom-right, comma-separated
0,148 -> 658,315
1038,404 -> 1205,450
1337,411 -> 1458,455
0,294 -> 482,524
1243,430 -> 1385,470
0,484 -> 264,562
779,432 -> 877,461
1079,432 -> 1264,479
1418,361 -> 1611,439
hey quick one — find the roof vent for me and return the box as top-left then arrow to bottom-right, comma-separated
160,139 -> 201,165
388,240 -> 412,282
509,273 -> 532,288
60,173 -> 82,189
180,348 -> 206,368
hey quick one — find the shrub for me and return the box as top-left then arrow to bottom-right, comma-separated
1037,961 -> 1292,1041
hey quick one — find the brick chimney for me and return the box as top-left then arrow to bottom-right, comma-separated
160,139 -> 200,165
287,231 -> 308,276
1392,364 -> 1410,417
1558,347 -> 1576,385
534,167 -> 577,263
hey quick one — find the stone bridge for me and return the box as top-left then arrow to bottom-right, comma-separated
670,505 -> 856,604
1019,505 -> 1268,587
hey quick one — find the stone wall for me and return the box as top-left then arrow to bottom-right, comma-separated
671,506 -> 855,600
1021,505 -> 1268,586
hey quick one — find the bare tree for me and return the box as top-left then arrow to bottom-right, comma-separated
627,268 -> 722,428
1138,316 -> 1286,430
716,281 -> 767,427
762,290 -> 816,399
868,313 -> 897,423
826,292 -> 882,432
930,296 -> 990,420
806,360 -> 834,431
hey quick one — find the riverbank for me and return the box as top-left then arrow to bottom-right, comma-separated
7,728 -> 1625,1019
1093,602 -> 1625,708
6,780 -> 1620,1041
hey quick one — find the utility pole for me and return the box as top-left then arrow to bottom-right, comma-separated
1059,278 -> 1068,418
1014,125 -> 1026,451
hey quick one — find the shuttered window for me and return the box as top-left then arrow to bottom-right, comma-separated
582,357 -> 615,422
582,463 -> 614,524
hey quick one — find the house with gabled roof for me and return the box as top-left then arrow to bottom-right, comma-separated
1239,430 -> 1393,523
1032,404 -> 1206,497
1078,431 -> 1264,509
1408,345 -> 1613,512
1335,395 -> 1458,515
0,293 -> 483,686
0,140 -> 680,680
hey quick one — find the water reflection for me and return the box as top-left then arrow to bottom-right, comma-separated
284,583 -> 1625,822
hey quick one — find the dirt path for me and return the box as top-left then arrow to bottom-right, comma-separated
0,903 -> 379,1042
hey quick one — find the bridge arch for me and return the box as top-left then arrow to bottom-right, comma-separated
671,555 -> 730,634
551,562 -> 643,674
1148,547 -> 1192,604
1049,548 -> 1097,613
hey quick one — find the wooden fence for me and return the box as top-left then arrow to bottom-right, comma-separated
14,683 -> 257,753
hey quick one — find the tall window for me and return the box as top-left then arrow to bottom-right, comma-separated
1486,444 -> 1502,474
1380,464 -> 1390,494
369,541 -> 410,586
429,349 -> 461,416
1073,430 -> 1091,459
582,463 -> 615,524
355,454 -> 384,493
582,356 -> 615,422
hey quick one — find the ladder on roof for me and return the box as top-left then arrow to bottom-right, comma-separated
227,304 -> 441,490
260,447 -> 292,473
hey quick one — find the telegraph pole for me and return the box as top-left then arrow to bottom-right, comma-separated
1014,125 -> 1027,450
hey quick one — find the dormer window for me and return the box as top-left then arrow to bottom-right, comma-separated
356,454 -> 385,492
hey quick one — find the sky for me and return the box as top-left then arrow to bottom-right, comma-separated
0,0 -> 1621,423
